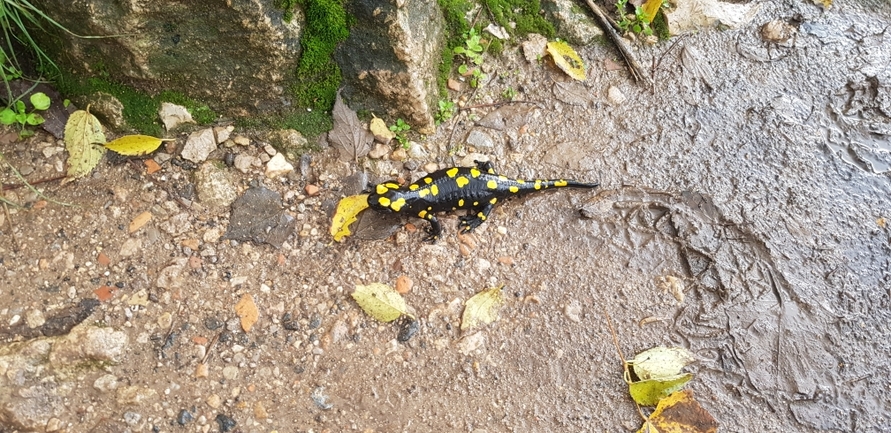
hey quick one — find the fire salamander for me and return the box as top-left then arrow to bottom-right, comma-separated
367,161 -> 599,241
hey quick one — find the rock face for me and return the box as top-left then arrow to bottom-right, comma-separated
335,0 -> 444,134
33,0 -> 302,115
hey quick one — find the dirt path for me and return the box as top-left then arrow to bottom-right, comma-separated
2,0 -> 890,432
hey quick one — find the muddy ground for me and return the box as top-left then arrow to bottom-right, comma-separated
2,0 -> 890,432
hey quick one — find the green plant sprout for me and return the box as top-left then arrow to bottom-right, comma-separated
389,118 -> 411,149
435,99 -> 456,125
454,28 -> 488,88
0,91 -> 50,137
502,87 -> 517,101
615,0 -> 653,36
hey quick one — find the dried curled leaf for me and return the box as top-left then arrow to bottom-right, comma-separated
105,134 -> 172,156
461,285 -> 504,331
329,90 -> 373,162
330,194 -> 370,241
352,283 -> 410,323
636,390 -> 718,433
64,107 -> 106,178
630,346 -> 695,381
546,41 -> 586,81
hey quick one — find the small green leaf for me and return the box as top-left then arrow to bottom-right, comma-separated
25,113 -> 45,126
629,373 -> 693,406
63,99 -> 71,108
0,108 -> 16,125
15,100 -> 25,113
30,92 -> 51,111
15,113 -> 27,124
458,64 -> 468,74
454,46 -> 466,55
352,283 -> 411,322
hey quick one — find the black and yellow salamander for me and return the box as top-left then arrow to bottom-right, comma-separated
367,161 -> 599,241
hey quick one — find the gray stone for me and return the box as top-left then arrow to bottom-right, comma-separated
87,92 -> 126,130
265,153 -> 294,178
335,0 -> 444,134
159,103 -> 195,131
36,0 -> 302,116
465,129 -> 496,150
182,128 -> 217,163
273,129 -> 309,161
194,161 -> 238,211
49,325 -> 129,366
542,0 -> 604,45
234,153 -> 259,173
93,373 -> 119,392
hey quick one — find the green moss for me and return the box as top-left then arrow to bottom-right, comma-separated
437,0 -> 474,95
274,0 -> 300,22
53,73 -> 218,136
291,0 -> 349,112
482,0 -> 554,38
237,109 -> 331,145
652,10 -> 670,41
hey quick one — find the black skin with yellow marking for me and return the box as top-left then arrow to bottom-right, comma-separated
367,161 -> 599,242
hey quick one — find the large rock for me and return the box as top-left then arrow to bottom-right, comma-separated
33,0 -> 302,115
335,0 -> 444,134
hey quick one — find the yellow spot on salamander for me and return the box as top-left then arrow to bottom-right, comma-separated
509,186 -> 519,193
378,197 -> 391,207
473,201 -> 479,206
456,176 -> 469,188
409,184 -> 420,191
390,197 -> 406,212
517,179 -> 526,184
385,182 -> 400,189
498,175 -> 508,181
418,210 -> 427,218
470,168 -> 481,178
458,199 -> 465,207
534,180 -> 542,190
424,177 -> 433,184
554,180 -> 568,187
446,167 -> 459,177
431,185 -> 439,196
477,212 -> 487,221
487,180 -> 498,189
490,197 -> 498,204
419,189 -> 429,198
376,184 -> 389,194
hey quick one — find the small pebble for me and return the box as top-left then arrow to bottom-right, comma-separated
215,414 -> 236,432
206,394 -> 222,409
177,409 -> 194,426
395,275 -> 413,294
305,184 -> 320,196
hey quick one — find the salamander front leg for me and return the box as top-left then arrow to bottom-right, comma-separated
458,203 -> 494,233
474,160 -> 496,174
423,215 -> 443,243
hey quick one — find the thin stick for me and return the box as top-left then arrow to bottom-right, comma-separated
582,0 -> 651,84
604,310 -> 650,422
2,201 -> 18,252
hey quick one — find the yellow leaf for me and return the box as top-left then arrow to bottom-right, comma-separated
460,285 -> 504,331
630,346 -> 695,381
330,194 -> 370,241
641,0 -> 662,23
546,41 -> 586,81
629,373 -> 693,406
637,390 -> 718,433
105,134 -> 172,156
64,107 -> 106,178
352,283 -> 410,323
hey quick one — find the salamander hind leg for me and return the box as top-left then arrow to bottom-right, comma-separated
459,203 -> 494,233
423,215 -> 443,243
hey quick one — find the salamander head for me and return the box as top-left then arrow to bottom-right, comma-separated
367,182 -> 409,213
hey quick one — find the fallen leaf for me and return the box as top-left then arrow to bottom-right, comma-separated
369,115 -> 395,143
352,283 -> 410,323
94,285 -> 117,301
460,285 -> 505,331
629,373 -> 693,406
104,134 -> 171,156
223,186 -> 296,248
129,211 -> 152,233
546,41 -> 586,81
553,81 -> 595,107
630,346 -> 695,381
235,293 -> 259,332
330,194 -> 370,241
329,90 -> 373,162
64,107 -> 106,179
636,390 -> 718,433
641,0 -> 662,23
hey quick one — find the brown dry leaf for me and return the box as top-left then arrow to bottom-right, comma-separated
144,159 -> 162,174
329,90 -> 373,162
129,211 -> 152,233
235,293 -> 259,332
636,390 -> 718,433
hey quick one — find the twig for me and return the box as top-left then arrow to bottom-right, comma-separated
458,100 -> 544,112
0,151 -> 73,206
2,174 -> 67,191
604,310 -> 650,422
649,35 -> 686,94
2,201 -> 19,252
582,0 -> 651,84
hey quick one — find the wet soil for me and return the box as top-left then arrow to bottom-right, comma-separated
2,0 -> 891,432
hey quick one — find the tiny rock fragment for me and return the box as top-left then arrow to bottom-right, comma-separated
159,102 -> 195,131
129,211 -> 152,233
395,275 -> 413,294
253,401 -> 269,419
522,33 -> 548,63
181,238 -> 200,250
94,285 -> 117,301
305,184 -> 320,196
181,128 -> 217,163
607,86 -> 627,105
658,275 -> 685,304
195,363 -> 209,378
235,293 -> 259,332
878,217 -> 887,228
97,251 -> 111,266
498,256 -> 514,266
144,158 -> 162,174
265,153 -> 294,178
447,78 -> 464,92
